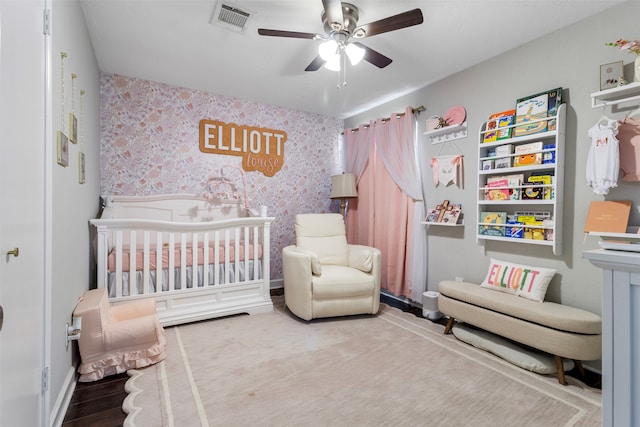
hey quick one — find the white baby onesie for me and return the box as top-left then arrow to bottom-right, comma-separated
586,119 -> 619,195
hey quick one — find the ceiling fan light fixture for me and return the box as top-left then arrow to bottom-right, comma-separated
318,39 -> 339,61
353,28 -> 366,38
324,54 -> 341,71
345,43 -> 365,65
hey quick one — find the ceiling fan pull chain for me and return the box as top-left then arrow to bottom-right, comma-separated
343,53 -> 347,87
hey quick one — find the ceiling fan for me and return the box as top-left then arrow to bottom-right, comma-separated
257,0 -> 423,72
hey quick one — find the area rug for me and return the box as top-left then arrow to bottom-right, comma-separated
123,298 -> 601,426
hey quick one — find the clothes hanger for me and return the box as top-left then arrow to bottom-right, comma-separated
598,106 -> 611,126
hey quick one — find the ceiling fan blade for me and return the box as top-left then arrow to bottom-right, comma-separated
322,0 -> 344,30
305,55 -> 326,72
354,9 -> 424,38
353,42 -> 393,68
257,28 -> 318,39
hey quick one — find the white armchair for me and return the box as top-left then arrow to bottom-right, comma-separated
283,213 -> 381,320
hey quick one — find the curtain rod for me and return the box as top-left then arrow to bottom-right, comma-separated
344,105 -> 425,133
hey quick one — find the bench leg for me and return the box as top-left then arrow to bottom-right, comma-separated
574,360 -> 586,377
554,356 -> 567,385
444,317 -> 455,334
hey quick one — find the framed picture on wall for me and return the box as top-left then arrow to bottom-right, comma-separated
57,131 -> 69,167
78,152 -> 85,184
69,112 -> 78,143
600,61 -> 624,90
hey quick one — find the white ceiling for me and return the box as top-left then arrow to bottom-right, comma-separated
80,0 -> 625,119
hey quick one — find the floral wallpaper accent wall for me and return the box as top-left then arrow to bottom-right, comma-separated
100,73 -> 343,280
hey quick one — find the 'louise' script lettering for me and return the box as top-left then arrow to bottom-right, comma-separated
199,119 -> 287,177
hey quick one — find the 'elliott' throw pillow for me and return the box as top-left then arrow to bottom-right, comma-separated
480,258 -> 556,302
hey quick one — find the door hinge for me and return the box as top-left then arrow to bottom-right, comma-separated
43,9 -> 51,35
42,367 -> 49,392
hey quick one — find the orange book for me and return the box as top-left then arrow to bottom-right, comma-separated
584,200 -> 632,233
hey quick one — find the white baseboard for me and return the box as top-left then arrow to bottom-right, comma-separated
50,366 -> 76,427
269,278 -> 283,289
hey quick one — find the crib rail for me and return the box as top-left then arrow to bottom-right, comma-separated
90,216 -> 273,300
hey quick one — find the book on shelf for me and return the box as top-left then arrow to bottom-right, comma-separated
515,155 -> 543,168
546,87 -> 563,131
527,175 -> 552,199
483,118 -> 498,143
479,212 -> 507,236
486,178 -> 510,200
514,93 -> 549,137
441,204 -> 462,225
522,182 -> 543,199
496,112 -> 516,140
495,157 -> 512,169
514,141 -> 544,167
483,109 -> 516,143
485,174 -> 523,200
584,200 -> 632,233
425,208 -> 440,223
514,141 -> 543,154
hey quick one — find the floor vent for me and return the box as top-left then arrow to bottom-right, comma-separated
211,2 -> 251,33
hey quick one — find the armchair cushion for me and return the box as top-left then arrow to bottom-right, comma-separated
295,213 -> 348,266
312,265 -> 376,298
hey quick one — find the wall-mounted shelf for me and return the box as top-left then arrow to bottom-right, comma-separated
591,82 -> 640,108
421,220 -> 464,227
588,228 -> 640,241
423,122 -> 467,144
476,103 -> 566,255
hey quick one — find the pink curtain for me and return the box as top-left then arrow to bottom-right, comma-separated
344,108 -> 426,300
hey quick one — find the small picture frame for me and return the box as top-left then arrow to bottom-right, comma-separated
69,112 -> 78,144
600,61 -> 624,90
78,152 -> 85,184
57,131 -> 69,167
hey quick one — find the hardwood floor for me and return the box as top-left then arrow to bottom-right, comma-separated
62,373 -> 128,427
61,291 -> 601,426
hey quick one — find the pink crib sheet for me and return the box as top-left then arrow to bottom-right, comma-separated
107,242 -> 262,272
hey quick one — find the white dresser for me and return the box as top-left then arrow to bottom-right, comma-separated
583,249 -> 640,427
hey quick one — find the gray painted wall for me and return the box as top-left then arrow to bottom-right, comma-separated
345,1 -> 639,322
50,0 -> 101,417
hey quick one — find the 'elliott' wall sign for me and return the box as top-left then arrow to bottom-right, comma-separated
199,119 -> 287,177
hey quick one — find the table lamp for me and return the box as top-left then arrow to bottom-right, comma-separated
330,173 -> 357,218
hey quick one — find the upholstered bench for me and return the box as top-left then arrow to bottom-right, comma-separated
438,279 -> 602,384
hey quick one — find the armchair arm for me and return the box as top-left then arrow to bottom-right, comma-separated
347,245 -> 379,273
348,245 -> 381,314
282,245 -> 314,320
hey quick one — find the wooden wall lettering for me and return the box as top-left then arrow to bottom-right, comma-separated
199,119 -> 287,177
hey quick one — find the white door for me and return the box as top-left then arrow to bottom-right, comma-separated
0,1 -> 47,426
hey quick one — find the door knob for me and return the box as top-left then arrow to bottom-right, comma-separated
6,248 -> 19,257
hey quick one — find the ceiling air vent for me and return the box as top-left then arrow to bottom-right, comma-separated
210,2 -> 252,33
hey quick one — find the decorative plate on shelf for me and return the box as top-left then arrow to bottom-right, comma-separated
444,105 -> 466,126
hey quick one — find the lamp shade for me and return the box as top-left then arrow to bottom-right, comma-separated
324,54 -> 341,71
318,39 -> 338,61
345,43 -> 365,66
330,174 -> 357,199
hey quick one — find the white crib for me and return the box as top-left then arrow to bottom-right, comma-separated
90,194 -> 274,326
